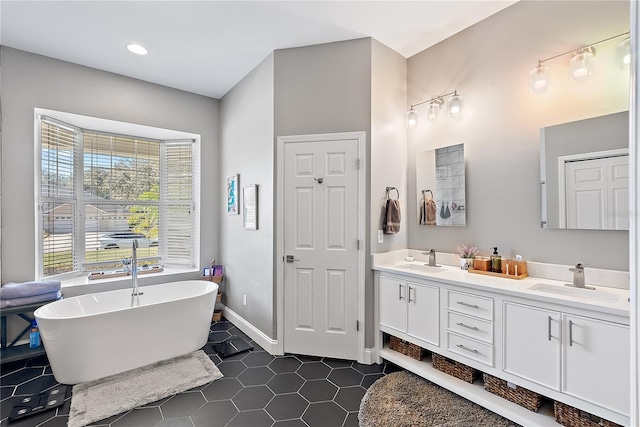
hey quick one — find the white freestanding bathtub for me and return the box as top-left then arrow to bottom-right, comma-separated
34,280 -> 218,384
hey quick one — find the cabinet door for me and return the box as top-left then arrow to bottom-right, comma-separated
378,276 -> 406,332
503,302 -> 560,390
562,314 -> 629,416
407,282 -> 439,346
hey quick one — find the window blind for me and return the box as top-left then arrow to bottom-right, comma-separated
40,120 -> 78,276
161,141 -> 195,266
38,113 -> 198,279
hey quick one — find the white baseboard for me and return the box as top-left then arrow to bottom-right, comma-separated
360,347 -> 378,365
219,304 -> 281,355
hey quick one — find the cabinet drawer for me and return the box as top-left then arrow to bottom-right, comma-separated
447,311 -> 493,344
447,290 -> 494,321
447,332 -> 494,367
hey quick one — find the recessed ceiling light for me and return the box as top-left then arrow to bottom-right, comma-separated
127,44 -> 148,55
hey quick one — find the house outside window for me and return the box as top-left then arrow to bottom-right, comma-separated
37,112 -> 200,279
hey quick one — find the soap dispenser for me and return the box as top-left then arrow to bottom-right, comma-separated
490,247 -> 502,273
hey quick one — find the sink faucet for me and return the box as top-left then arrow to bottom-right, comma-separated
130,240 -> 142,306
421,249 -> 437,266
566,263 -> 595,290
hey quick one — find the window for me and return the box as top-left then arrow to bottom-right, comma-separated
38,114 -> 199,279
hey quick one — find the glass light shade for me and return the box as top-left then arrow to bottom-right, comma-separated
427,103 -> 440,121
448,94 -> 463,117
617,38 -> 631,69
406,108 -> 418,128
529,64 -> 549,93
569,49 -> 594,82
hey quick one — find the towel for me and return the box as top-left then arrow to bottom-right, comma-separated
426,199 -> 437,225
0,291 -> 61,309
0,281 -> 61,300
419,197 -> 426,225
384,199 -> 401,234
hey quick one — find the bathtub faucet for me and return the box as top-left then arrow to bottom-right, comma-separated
130,240 -> 142,306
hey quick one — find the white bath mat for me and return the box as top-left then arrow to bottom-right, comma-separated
68,350 -> 222,427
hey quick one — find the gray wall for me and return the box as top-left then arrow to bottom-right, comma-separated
0,47 -> 220,283
370,40 -> 408,345
274,39 -> 373,343
407,1 -> 630,270
219,53 -> 275,338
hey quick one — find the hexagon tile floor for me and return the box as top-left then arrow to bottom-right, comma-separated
0,319 -> 400,427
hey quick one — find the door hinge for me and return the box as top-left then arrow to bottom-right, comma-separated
356,239 -> 360,250
356,320 -> 360,331
356,158 -> 360,169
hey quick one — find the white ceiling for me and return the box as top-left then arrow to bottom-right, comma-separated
0,1 -> 517,99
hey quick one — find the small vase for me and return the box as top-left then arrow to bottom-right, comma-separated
460,258 -> 472,270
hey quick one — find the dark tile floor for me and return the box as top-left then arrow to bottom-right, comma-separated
1,319 -> 398,427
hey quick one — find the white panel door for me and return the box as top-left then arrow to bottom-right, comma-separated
283,138 -> 359,359
562,314 -> 630,416
565,155 -> 629,230
503,302 -> 561,390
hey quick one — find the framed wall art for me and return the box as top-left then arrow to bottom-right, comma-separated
227,174 -> 239,214
243,184 -> 258,230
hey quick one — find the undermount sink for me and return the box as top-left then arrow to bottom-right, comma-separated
528,283 -> 621,302
394,262 -> 444,273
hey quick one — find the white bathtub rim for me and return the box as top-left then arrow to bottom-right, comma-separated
35,280 -> 217,321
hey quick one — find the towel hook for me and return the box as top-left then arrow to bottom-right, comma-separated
386,186 -> 400,200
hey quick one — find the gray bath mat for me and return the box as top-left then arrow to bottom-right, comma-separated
68,350 -> 222,427
359,371 -> 519,427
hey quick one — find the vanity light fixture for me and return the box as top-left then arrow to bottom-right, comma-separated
406,90 -> 463,127
406,107 -> 418,127
529,31 -> 629,93
569,46 -> 595,82
127,43 -> 148,55
616,37 -> 631,69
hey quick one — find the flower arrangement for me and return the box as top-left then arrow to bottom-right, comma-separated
457,244 -> 479,259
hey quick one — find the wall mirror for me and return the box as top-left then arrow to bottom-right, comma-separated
540,111 -> 629,230
416,143 -> 465,226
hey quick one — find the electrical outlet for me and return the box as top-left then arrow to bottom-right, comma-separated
243,294 -> 247,306
377,230 -> 384,243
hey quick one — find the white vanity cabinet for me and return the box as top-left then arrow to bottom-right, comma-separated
503,301 -> 630,417
373,262 -> 630,427
378,275 -> 406,332
446,290 -> 495,366
378,275 -> 439,347
503,302 -> 561,390
562,314 -> 630,416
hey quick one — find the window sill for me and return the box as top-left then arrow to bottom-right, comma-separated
60,267 -> 202,298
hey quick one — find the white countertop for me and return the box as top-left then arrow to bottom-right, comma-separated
373,260 -> 630,318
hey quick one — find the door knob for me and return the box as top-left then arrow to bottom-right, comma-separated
286,255 -> 300,263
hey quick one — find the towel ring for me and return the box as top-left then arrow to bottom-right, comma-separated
386,186 -> 399,200
422,189 -> 433,199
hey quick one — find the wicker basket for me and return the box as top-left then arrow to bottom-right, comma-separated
483,373 -> 544,412
212,309 -> 223,322
432,353 -> 478,383
389,336 -> 428,360
554,401 -> 622,427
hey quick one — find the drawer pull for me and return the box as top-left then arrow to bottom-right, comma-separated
408,286 -> 414,303
569,320 -> 574,346
456,301 -> 479,309
548,316 -> 552,341
456,322 -> 478,331
456,344 -> 478,353
399,284 -> 403,301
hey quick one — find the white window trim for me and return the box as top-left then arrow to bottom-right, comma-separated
34,108 -> 201,281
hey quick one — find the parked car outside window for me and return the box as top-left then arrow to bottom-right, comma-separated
98,232 -> 158,250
